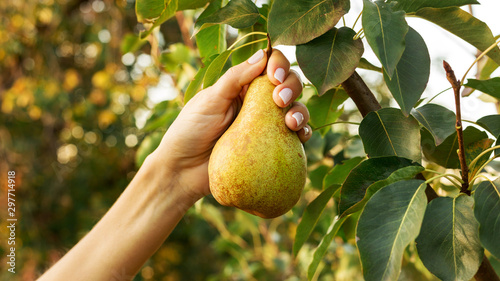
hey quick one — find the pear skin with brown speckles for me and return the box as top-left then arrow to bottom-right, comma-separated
208,75 -> 307,219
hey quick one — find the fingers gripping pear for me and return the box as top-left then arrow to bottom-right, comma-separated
208,74 -> 307,218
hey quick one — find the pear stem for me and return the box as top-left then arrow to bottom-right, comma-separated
262,34 -> 272,76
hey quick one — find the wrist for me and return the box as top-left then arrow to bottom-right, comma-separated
139,150 -> 201,212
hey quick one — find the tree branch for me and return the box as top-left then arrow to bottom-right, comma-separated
175,11 -> 195,50
443,61 -> 470,195
476,256 -> 500,281
341,71 -> 381,117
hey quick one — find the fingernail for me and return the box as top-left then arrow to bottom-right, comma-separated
292,112 -> 304,127
278,88 -> 293,105
274,68 -> 285,83
304,126 -> 309,135
247,49 -> 264,64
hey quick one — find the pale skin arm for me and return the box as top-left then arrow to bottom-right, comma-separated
38,49 -> 311,281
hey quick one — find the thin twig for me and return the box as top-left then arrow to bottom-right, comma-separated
352,11 -> 363,29
425,174 -> 462,189
175,11 -> 195,50
312,121 -> 361,131
231,38 -> 267,52
228,31 -> 267,50
426,86 -> 452,104
443,61 -> 470,195
461,38 -> 500,89
261,34 -> 272,76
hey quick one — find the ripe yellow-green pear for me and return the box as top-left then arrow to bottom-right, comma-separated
208,74 -> 307,219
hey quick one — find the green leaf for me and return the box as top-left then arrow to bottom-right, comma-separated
383,27 -> 430,116
154,0 -> 177,26
231,25 -> 267,66
177,0 -> 211,10
466,138 -> 494,177
296,27 -> 364,95
341,165 -> 424,217
195,0 -> 259,33
479,58 -> 499,80
307,216 -> 348,280
416,7 -> 500,66
196,26 -> 226,61
304,131 -> 326,164
293,184 -> 339,256
323,131 -> 342,156
411,104 -> 456,146
358,57 -> 382,72
307,88 -> 349,132
268,0 -> 350,46
142,108 -> 180,132
309,165 -> 330,190
393,0 -> 478,13
478,35 -> 500,80
421,126 -> 489,168
416,195 -> 483,281
159,43 -> 193,72
203,50 -> 232,88
139,0 -> 178,38
338,156 -> 420,215
302,131 -> 340,164
474,178 -> 500,260
464,77 -> 500,100
120,33 -> 147,54
136,0 -> 165,22
184,55 -> 216,104
135,131 -> 164,167
142,100 -> 180,132
362,0 -> 409,77
477,114 -> 500,137
359,108 -> 421,162
323,157 -> 365,189
357,180 -> 427,281
195,0 -> 228,60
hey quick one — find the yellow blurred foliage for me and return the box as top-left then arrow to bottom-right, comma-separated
62,108 -> 73,121
11,14 -> 24,28
45,80 -> 59,99
92,70 -> 111,89
11,77 -> 29,92
72,103 -> 87,117
37,7 -> 53,25
63,69 -> 80,92
16,91 -> 34,108
131,85 -> 146,102
0,30 -> 6,44
162,247 -> 181,265
89,89 -> 108,106
98,110 -> 117,129
1,92 -> 15,114
28,105 -> 42,120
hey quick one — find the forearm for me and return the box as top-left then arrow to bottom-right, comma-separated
38,152 -> 196,281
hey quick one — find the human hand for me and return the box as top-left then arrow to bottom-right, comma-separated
150,49 -> 311,206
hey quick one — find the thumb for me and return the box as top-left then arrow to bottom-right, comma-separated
210,49 -> 267,102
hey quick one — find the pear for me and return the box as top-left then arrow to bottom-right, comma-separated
208,74 -> 307,219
